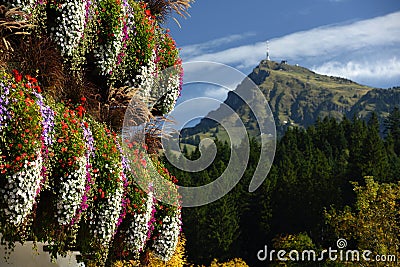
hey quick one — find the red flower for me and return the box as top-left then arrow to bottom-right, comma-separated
76,105 -> 85,117
61,122 -> 68,130
80,96 -> 86,102
12,69 -> 22,83
140,158 -> 147,168
25,98 -> 34,106
25,75 -> 37,84
145,9 -> 151,17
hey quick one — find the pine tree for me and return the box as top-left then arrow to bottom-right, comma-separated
361,112 -> 389,182
385,106 -> 400,155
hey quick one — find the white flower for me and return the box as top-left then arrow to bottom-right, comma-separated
132,50 -> 157,104
122,190 -> 154,254
2,152 -> 42,226
55,156 -> 87,225
50,0 -> 87,58
152,209 -> 182,261
87,166 -> 125,247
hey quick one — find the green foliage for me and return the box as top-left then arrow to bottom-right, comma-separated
325,177 -> 400,266
0,71 -> 42,174
116,0 -> 157,80
96,0 -> 124,45
385,106 -> 400,154
169,115 -> 400,267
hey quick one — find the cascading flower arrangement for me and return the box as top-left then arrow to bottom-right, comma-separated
78,120 -> 125,265
71,114 -> 95,226
0,69 -> 43,246
108,140 -> 156,261
1,0 -> 188,264
49,0 -> 87,58
151,207 -> 182,261
49,103 -> 86,227
8,0 -> 184,114
115,1 -> 184,113
148,159 -> 182,261
30,99 -> 88,259
114,0 -> 157,87
94,0 -> 126,75
152,30 -> 183,114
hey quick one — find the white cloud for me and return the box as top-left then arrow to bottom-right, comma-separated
313,57 -> 400,87
180,32 -> 256,59
204,86 -> 231,100
181,11 -> 400,87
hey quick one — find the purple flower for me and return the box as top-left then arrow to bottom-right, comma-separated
70,121 -> 96,225
82,121 -> 95,159
0,82 -> 12,128
114,139 -> 131,233
34,92 -> 55,147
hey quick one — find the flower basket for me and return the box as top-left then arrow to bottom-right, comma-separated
54,156 -> 87,225
0,152 -> 42,226
1,0 -> 186,262
151,207 -> 182,261
0,70 -> 43,248
77,121 -> 125,265
146,159 -> 182,261
109,180 -> 155,261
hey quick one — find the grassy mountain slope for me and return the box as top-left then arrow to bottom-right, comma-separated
349,86 -> 400,122
182,60 -> 376,141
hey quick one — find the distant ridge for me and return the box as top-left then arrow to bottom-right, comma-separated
181,60 -> 400,140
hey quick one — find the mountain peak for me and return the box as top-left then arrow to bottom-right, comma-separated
182,60 -> 399,139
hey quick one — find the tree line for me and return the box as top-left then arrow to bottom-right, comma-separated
163,107 -> 400,266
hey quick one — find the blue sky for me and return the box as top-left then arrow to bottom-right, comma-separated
164,0 -> 400,129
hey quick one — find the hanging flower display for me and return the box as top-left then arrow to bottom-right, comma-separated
134,49 -> 158,103
78,121 -> 125,264
70,118 -> 95,225
49,104 -> 86,226
151,207 -> 182,261
94,0 -> 126,75
50,0 -> 87,58
143,159 -> 182,261
0,70 -> 43,244
125,189 -> 155,253
0,0 -> 189,264
115,1 -> 157,86
1,154 -> 43,226
55,156 -> 87,225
